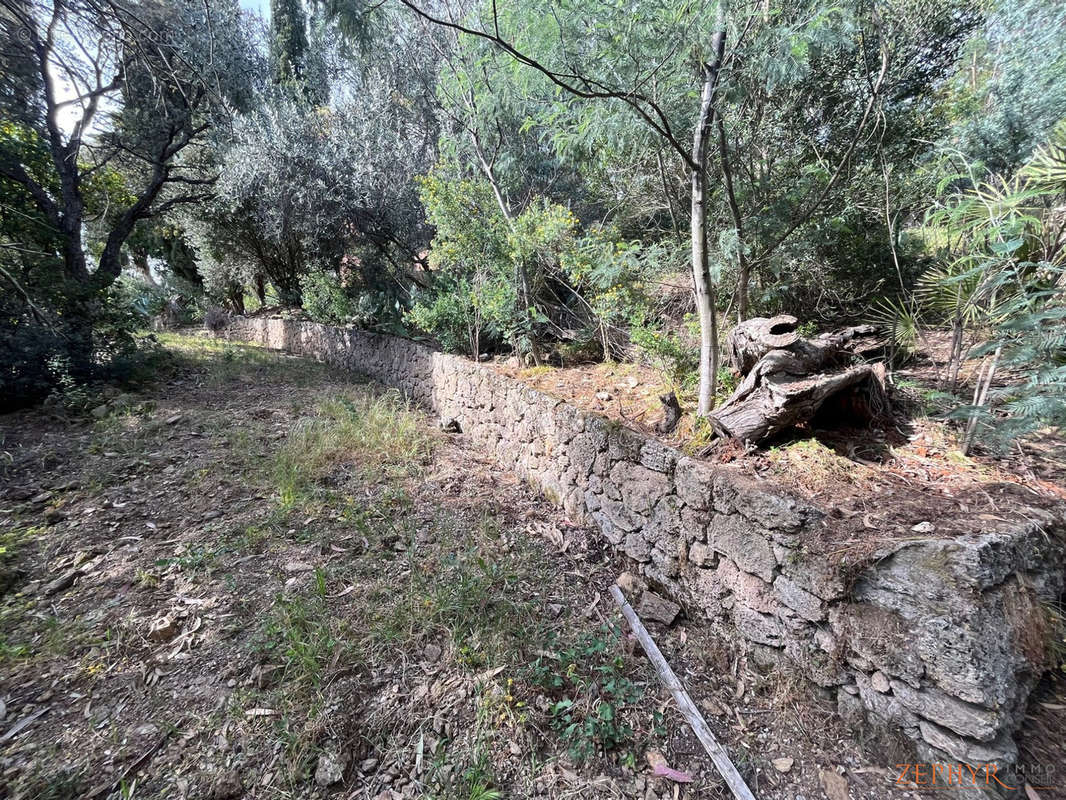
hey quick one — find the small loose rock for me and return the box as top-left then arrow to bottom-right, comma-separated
637,591 -> 680,626
315,751 -> 347,786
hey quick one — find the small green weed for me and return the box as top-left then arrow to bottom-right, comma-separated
424,738 -> 504,800
258,570 -> 345,687
528,624 -> 646,764
155,546 -> 220,577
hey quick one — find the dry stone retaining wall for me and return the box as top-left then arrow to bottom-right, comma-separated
219,316 -> 1065,772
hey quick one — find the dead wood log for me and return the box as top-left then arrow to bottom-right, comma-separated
727,314 -> 801,373
610,586 -> 756,800
712,362 -> 887,443
655,391 -> 682,434
729,318 -> 885,377
813,324 -> 886,361
713,319 -> 889,443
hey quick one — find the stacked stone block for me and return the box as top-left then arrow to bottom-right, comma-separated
218,316 -> 1065,769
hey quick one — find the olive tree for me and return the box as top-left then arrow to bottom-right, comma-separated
193,14 -> 438,309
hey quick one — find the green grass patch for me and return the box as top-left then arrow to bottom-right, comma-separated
257,569 -> 349,687
365,541 -> 533,670
273,390 -> 436,508
156,333 -> 333,388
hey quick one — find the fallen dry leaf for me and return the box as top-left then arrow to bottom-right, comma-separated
645,750 -> 694,784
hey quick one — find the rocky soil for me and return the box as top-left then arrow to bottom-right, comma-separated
1,335 -> 1059,800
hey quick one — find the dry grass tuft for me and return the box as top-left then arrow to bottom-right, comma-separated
274,389 -> 436,507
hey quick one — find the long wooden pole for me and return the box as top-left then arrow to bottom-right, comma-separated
610,585 -> 757,800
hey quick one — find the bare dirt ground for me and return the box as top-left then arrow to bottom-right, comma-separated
0,335 -> 1056,800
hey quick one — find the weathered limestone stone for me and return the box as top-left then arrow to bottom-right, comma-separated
717,559 -> 777,614
691,565 -> 731,616
775,546 -> 846,600
608,461 -> 670,516
615,571 -> 646,596
918,720 -> 1017,766
596,497 -> 643,534
624,532 -> 652,562
644,495 -> 681,544
565,433 -> 599,477
606,424 -> 645,463
773,575 -> 826,622
713,470 -> 809,535
562,487 -> 584,519
889,680 -> 1002,742
855,672 -> 919,729
814,627 -> 838,655
639,438 -> 678,473
734,604 -> 785,647
675,457 -> 714,510
830,604 -> 925,688
870,671 -> 890,693
785,634 -> 848,687
590,509 -> 625,545
679,506 -> 712,544
649,537 -> 681,577
638,591 -> 680,625
688,542 -> 714,567
709,514 -> 776,581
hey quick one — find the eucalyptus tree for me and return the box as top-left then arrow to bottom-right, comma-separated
0,0 -> 260,373
392,0 -> 909,415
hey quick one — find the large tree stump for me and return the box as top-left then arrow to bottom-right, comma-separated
727,314 -> 801,373
712,317 -> 888,443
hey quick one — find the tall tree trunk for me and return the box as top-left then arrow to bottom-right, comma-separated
947,314 -> 965,392
691,31 -> 726,416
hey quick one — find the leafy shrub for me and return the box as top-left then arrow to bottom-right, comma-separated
562,227 -> 685,360
629,316 -> 699,391
0,277 -> 165,412
409,168 -> 580,360
301,269 -> 354,324
408,279 -> 482,355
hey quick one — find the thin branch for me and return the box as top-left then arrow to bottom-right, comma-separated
393,0 -> 696,170
752,33 -> 890,265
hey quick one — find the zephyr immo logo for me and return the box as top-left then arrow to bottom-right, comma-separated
894,763 -> 1056,791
